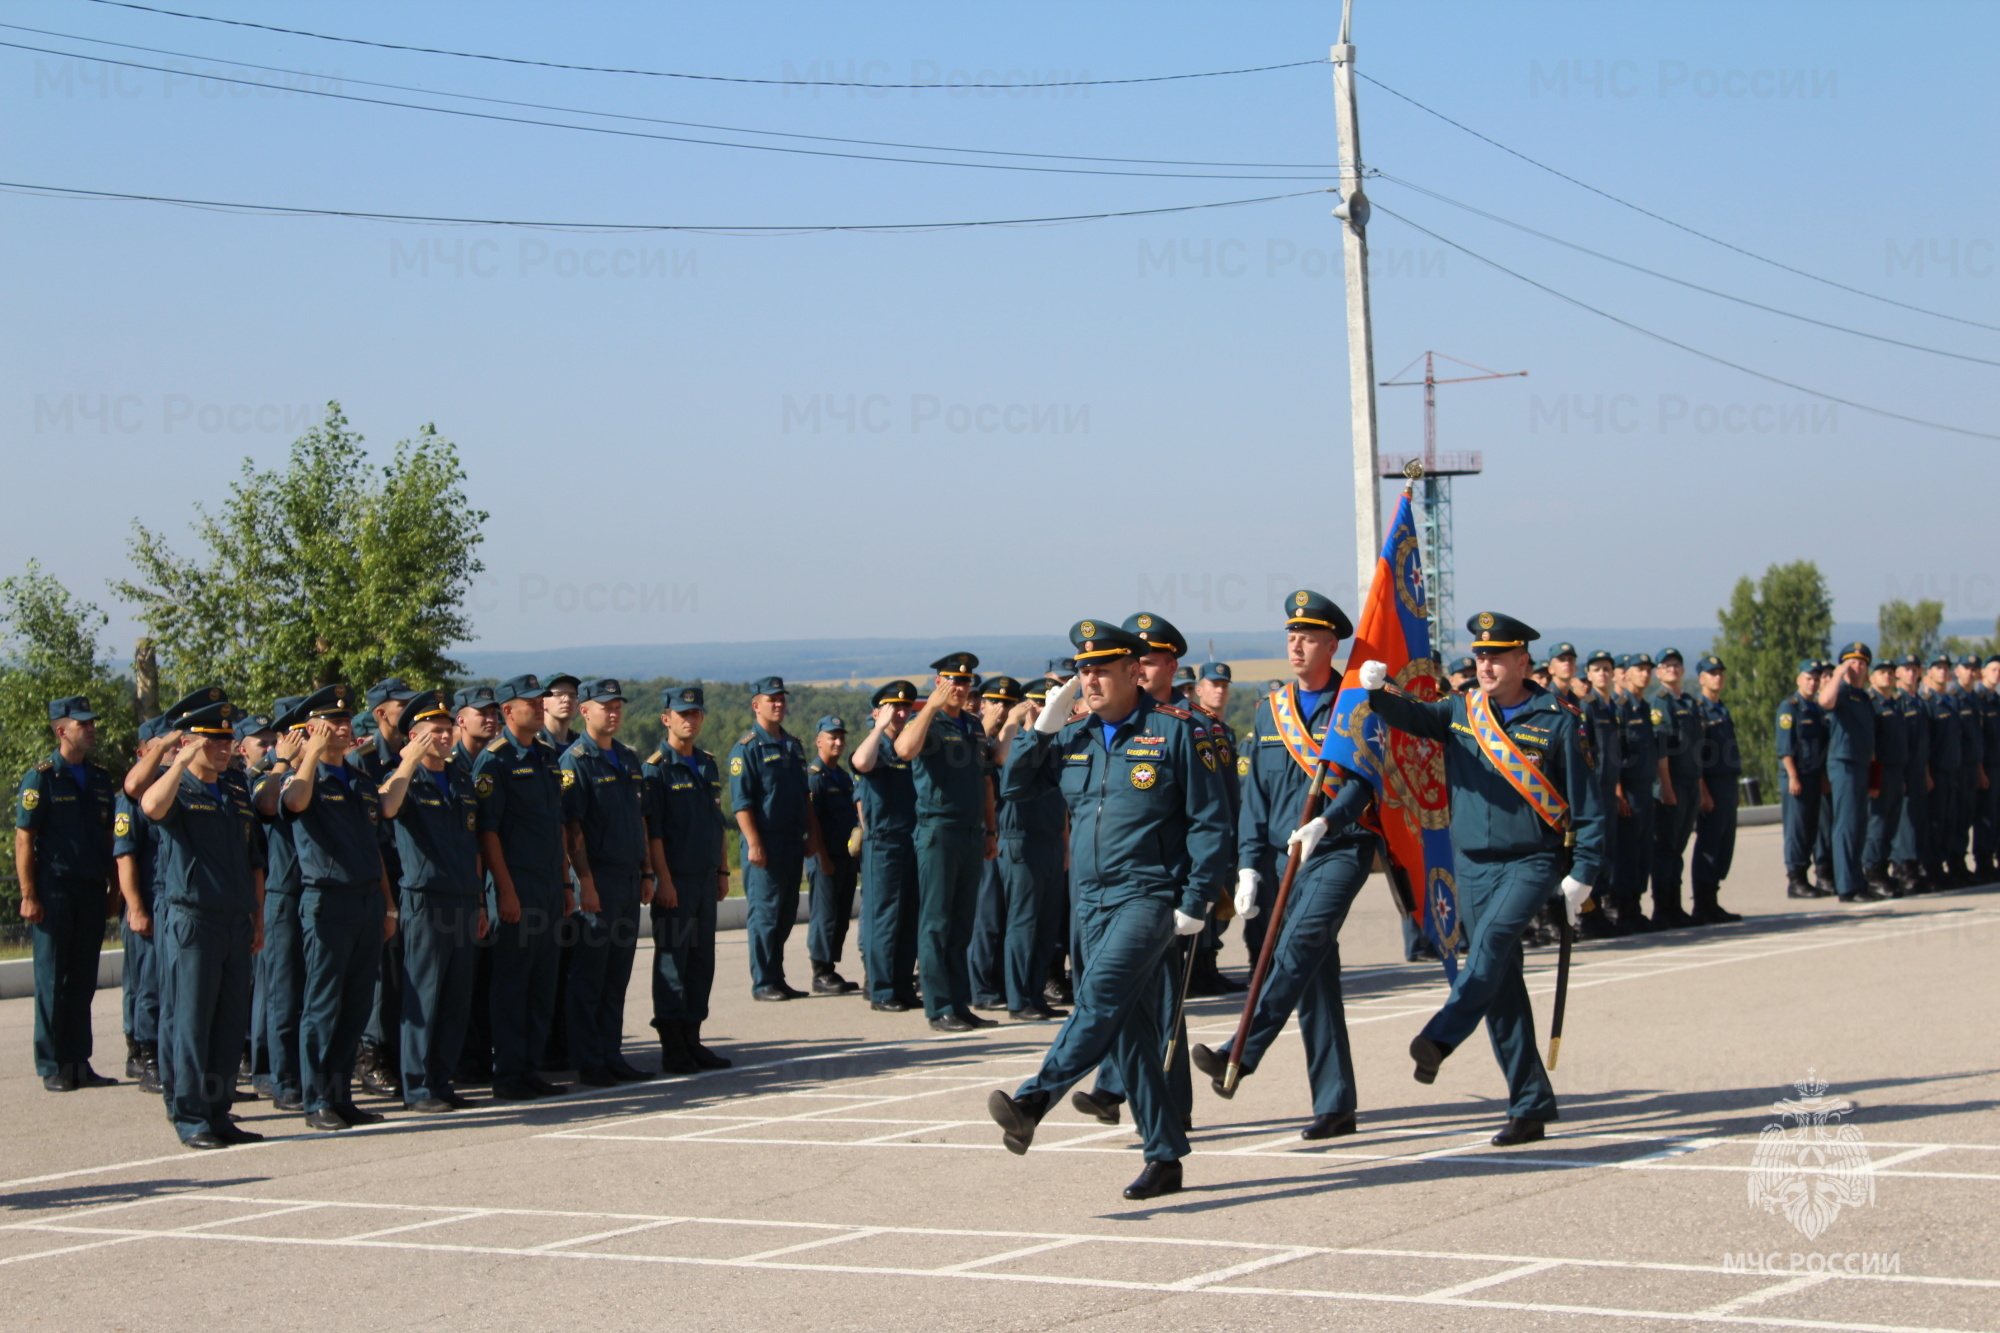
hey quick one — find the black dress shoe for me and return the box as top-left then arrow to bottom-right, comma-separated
609,1061 -> 654,1083
959,1011 -> 998,1028
1070,1088 -> 1123,1124
1007,1007 -> 1063,1022
440,1090 -> 476,1110
1121,1159 -> 1183,1200
811,973 -> 860,995
779,983 -> 810,1000
1189,1043 -> 1235,1099
305,1108 -> 348,1131
1410,1034 -> 1449,1085
409,1097 -> 456,1114
929,1014 -> 975,1033
577,1067 -> 619,1088
1301,1112 -> 1358,1140
1043,980 -> 1073,1006
869,998 -> 910,1013
682,1023 -> 731,1070
185,1131 -> 230,1150
216,1123 -> 265,1144
1214,971 -> 1248,993
972,999 -> 1008,1011
529,1076 -> 569,1096
42,1070 -> 77,1093
73,1063 -> 116,1088
752,986 -> 790,1002
335,1104 -> 386,1126
1491,1117 -> 1547,1146
272,1091 -> 304,1112
491,1078 -> 541,1100
986,1089 -> 1048,1154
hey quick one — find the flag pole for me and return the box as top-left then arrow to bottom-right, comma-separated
1221,775 -> 1329,1094
1548,914 -> 1574,1069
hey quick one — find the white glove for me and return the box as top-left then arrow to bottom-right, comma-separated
1234,867 -> 1261,919
1358,659 -> 1389,690
1559,874 -> 1593,926
1173,909 -> 1205,936
1286,816 -> 1329,862
1033,674 -> 1084,734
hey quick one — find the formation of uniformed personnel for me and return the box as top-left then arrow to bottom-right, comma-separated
1690,655 -> 1743,923
1191,589 -> 1377,1141
894,653 -> 996,1033
987,619 -> 1229,1200
643,685 -> 732,1074
16,695 -> 119,1092
1647,648 -> 1707,928
728,676 -> 827,1002
851,680 -> 921,1011
805,714 -> 863,995
1363,611 -> 1606,1146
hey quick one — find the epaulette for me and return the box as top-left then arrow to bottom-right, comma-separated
646,751 -> 664,766
1154,703 -> 1193,721
737,730 -> 755,745
35,759 -> 52,772
807,760 -> 823,773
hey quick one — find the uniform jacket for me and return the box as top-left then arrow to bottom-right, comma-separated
1775,694 -> 1829,772
1237,681 -> 1369,867
644,746 -> 728,881
727,722 -> 811,839
561,733 -> 654,876
14,751 -> 117,884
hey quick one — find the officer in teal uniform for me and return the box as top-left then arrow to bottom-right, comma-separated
850,681 -> 921,1012
1949,654 -> 1986,882
728,676 -> 824,1002
1818,643 -> 1879,903
994,679 -> 1070,1020
445,684 -> 499,1083
987,620 -> 1229,1200
967,679 -> 1023,1010
1690,656 -> 1742,923
559,679 -> 657,1085
1976,655 -> 2000,879
114,717 -> 167,1093
474,674 -> 578,1100
1188,662 -> 1252,986
1918,654 -> 1962,887
1864,658 -> 1909,895
1891,656 -> 1932,892
231,708 -> 278,1096
1648,648 -> 1706,928
1191,590 -> 1378,1140
644,686 -> 732,1074
1574,651 -> 1624,937
354,677 -> 419,1100
805,715 -> 863,996
1365,612 -> 1605,1146
1612,655 -> 1658,929
377,690 -> 483,1111
16,695 -> 119,1092
248,695 -> 307,1108
1777,661 -> 1831,897
894,654 -> 995,1033
278,685 -> 395,1129
141,700 -> 265,1147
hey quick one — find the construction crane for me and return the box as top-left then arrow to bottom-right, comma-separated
1378,351 -> 1526,659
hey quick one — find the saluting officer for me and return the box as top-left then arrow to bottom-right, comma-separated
141,700 -> 265,1147
729,676 -> 827,1002
377,690 -> 484,1112
643,686 -> 732,1074
1690,655 -> 1743,924
806,715 -> 863,996
1865,659 -> 1910,896
967,679 -> 1023,1011
559,679 -> 660,1086
474,674 -> 582,1100
15,695 -> 120,1092
1817,643 -> 1878,906
850,681 -> 921,1012
354,677 -> 419,1102
246,697 -> 306,1109
231,710 -> 280,1097
894,654 -> 996,1033
1918,654 -> 1963,888
990,679 -> 1070,1021
1777,660 -> 1832,898
1193,590 -> 1379,1141
114,716 -> 168,1092
1649,648 -> 1707,928
1364,611 -> 1605,1147
986,620 -> 1229,1201
1612,655 -> 1659,929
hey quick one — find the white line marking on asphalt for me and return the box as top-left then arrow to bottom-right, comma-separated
1420,1257 -> 1563,1299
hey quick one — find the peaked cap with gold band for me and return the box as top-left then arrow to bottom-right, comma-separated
1839,641 -> 1873,663
181,700 -> 239,736
1466,610 -> 1539,652
1283,588 -> 1354,637
1122,611 -> 1187,658
277,683 -> 355,731
928,652 -> 979,679
162,685 -> 228,729
870,679 -> 917,708
980,675 -> 1023,704
1068,619 -> 1148,662
395,689 -> 452,732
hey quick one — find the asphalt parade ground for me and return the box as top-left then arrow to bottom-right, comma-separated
3,822 -> 1996,1333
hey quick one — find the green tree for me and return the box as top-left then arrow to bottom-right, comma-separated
1878,598 -> 1944,664
116,403 -> 487,706
1942,614 -> 2000,662
1712,561 -> 1833,798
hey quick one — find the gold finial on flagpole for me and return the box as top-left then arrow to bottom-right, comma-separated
1402,456 -> 1424,495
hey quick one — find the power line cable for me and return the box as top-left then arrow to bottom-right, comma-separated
1358,70 -> 2000,336
81,0 -> 1326,88
5,21 -> 1335,170
0,177 -> 1331,235
1371,200 -> 2000,442
0,38 -> 1329,181
1371,171 -> 2000,368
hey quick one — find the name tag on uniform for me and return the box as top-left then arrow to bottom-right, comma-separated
512,766 -> 534,776
1123,747 -> 1162,759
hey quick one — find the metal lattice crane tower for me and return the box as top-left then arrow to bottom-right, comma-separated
1378,351 -> 1526,659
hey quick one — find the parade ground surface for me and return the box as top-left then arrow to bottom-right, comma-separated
3,823 -> 1995,1333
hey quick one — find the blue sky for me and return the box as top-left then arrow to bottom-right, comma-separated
4,1 -> 1995,657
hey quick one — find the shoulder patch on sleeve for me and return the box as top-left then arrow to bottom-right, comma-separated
728,756 -> 745,777
560,768 -> 577,789
474,773 -> 494,797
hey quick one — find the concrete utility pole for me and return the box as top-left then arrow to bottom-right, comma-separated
1332,0 -> 1381,608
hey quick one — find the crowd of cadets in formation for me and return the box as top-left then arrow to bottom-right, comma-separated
13,609 -> 1979,1160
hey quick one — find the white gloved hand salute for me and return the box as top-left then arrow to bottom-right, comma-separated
1286,816 -> 1329,862
1173,909 -> 1205,936
1234,867 -> 1261,919
1033,673 -> 1084,734
1358,659 -> 1389,691
1559,874 -> 1593,926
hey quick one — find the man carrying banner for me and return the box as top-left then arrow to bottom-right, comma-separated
1361,610 -> 1605,1146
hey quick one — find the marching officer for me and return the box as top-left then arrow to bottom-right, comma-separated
728,676 -> 826,1003
1363,611 -> 1605,1147
894,654 -> 995,1033
1864,658 -> 1910,895
1612,655 -> 1658,930
986,619 -> 1230,1200
1777,660 -> 1831,898
1893,655 -> 1933,892
1192,590 -> 1378,1141
376,690 -> 483,1111
474,674 -> 581,1100
850,681 -> 921,1012
15,695 -> 120,1091
559,679 -> 659,1085
140,699 -> 265,1147
1690,655 -> 1743,924
1649,648 -> 1706,928
644,686 -> 732,1074
806,715 -> 863,996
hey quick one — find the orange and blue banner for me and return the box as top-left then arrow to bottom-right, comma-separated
1319,491 -> 1462,977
